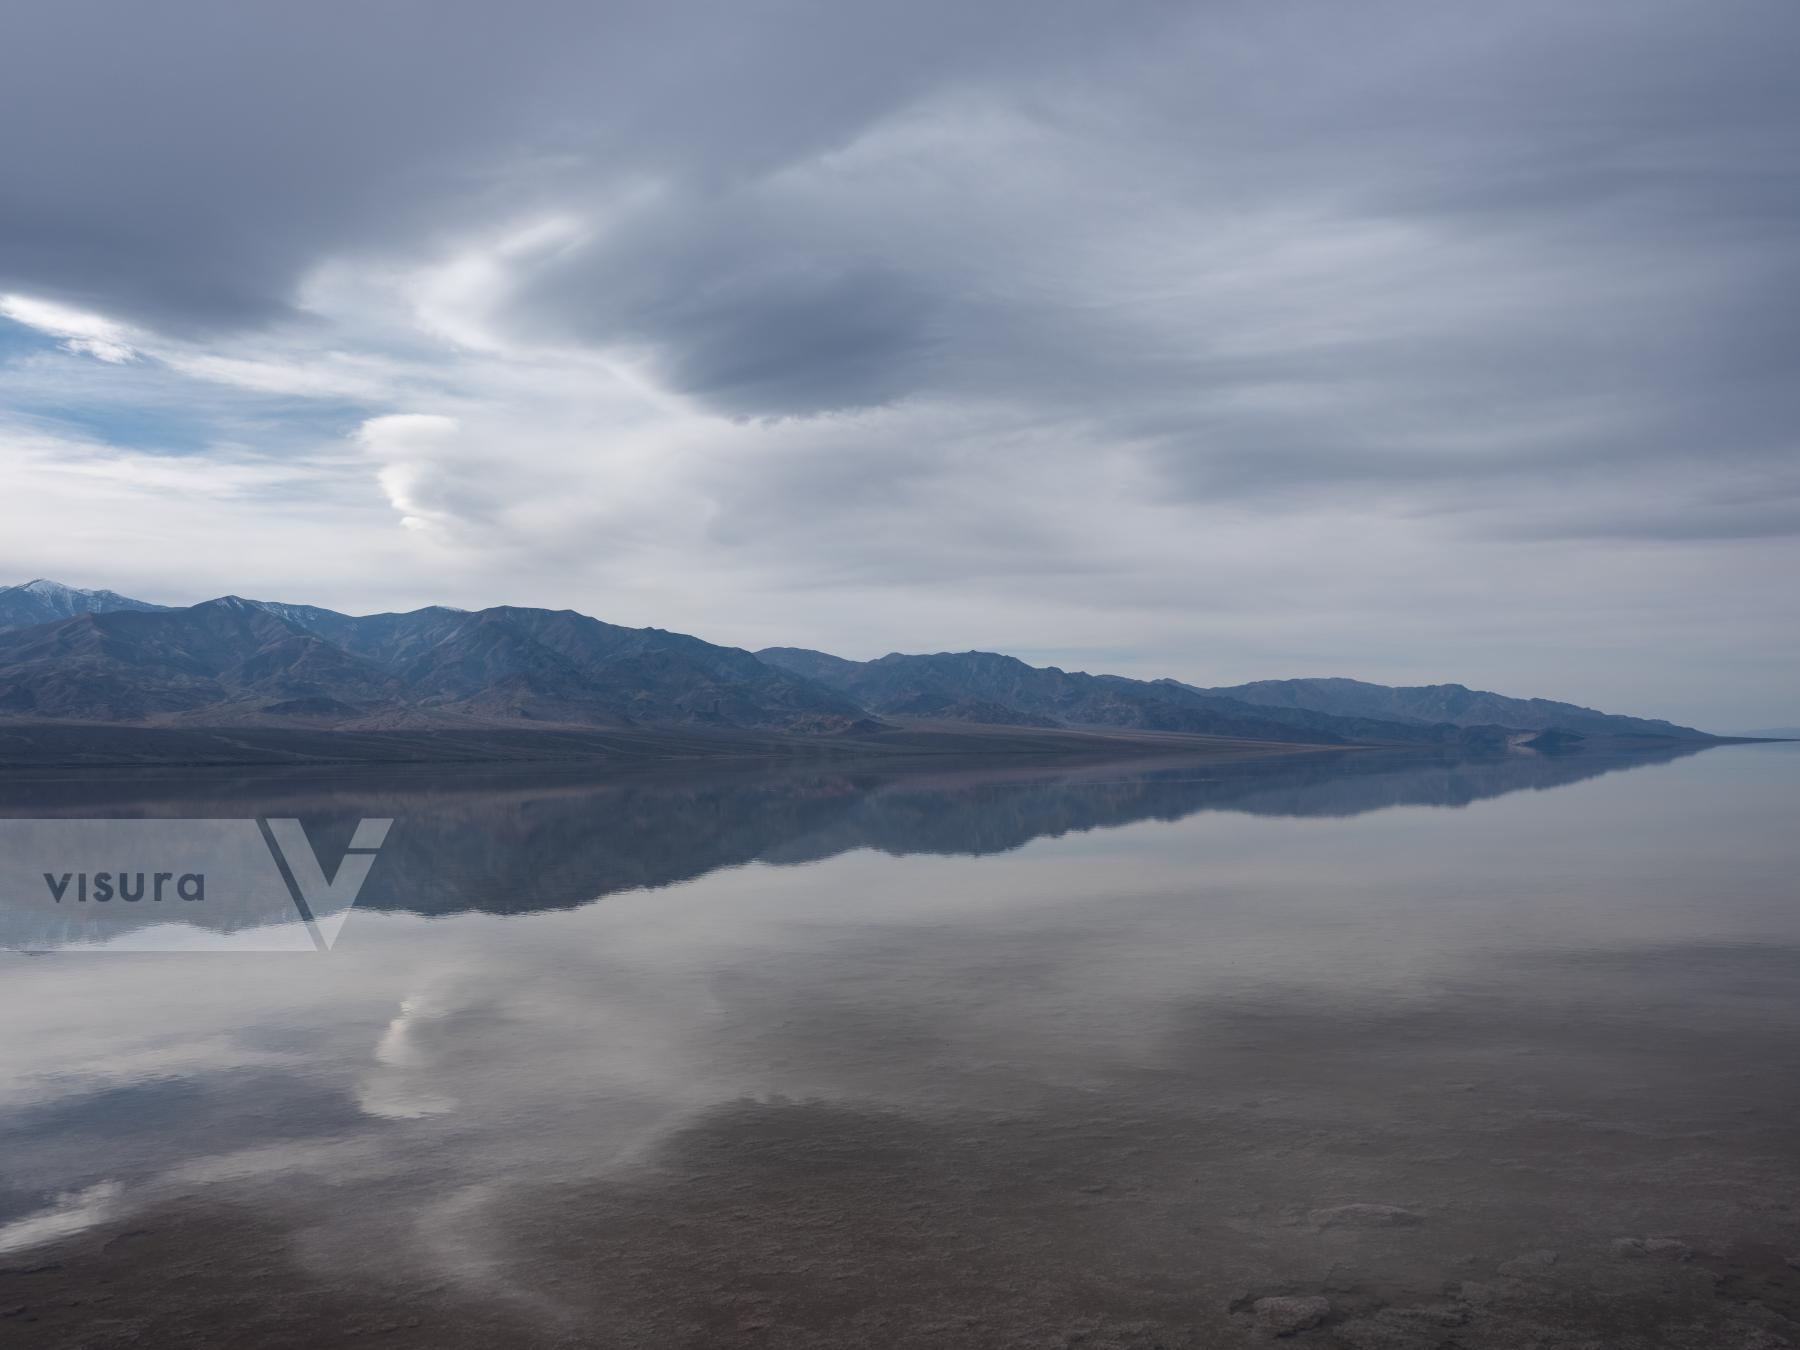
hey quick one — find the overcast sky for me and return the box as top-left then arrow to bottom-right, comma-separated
1,0 -> 1795,728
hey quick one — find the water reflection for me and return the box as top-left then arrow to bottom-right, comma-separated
2,743 -> 1797,1349
0,741 -> 1710,923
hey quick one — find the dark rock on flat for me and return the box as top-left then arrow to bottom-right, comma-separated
1309,1203 -> 1424,1229
1252,1295 -> 1331,1334
1378,1302 -> 1470,1328
1613,1236 -> 1694,1260
1496,1249 -> 1558,1276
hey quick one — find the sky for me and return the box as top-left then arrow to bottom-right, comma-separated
0,0 -> 1795,730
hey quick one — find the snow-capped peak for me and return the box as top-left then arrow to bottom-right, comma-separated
0,580 -> 168,629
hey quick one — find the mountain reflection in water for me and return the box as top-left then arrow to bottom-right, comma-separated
2,742 -> 1797,1350
0,742 -> 1708,921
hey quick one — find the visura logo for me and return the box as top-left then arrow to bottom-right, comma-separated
45,871 -> 206,903
1,817 -> 394,952
260,817 -> 392,943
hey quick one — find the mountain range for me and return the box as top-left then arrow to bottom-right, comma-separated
0,578 -> 168,628
0,579 -> 1725,748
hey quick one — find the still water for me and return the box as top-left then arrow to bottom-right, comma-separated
1,743 -> 1797,1348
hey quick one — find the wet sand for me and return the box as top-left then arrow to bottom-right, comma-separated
7,936 -> 1800,1349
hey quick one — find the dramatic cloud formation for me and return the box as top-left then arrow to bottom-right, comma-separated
0,0 -> 1795,726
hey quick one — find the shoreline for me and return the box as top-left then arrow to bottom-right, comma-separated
0,719 -> 1753,772
0,720 -> 1354,771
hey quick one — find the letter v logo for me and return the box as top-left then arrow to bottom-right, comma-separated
259,818 -> 392,951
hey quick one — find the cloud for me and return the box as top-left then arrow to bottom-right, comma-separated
358,413 -> 473,533
0,293 -> 138,363
0,0 -> 1797,725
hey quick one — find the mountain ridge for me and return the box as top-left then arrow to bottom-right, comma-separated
0,579 -> 170,630
0,580 -> 1726,745
1185,675 -> 1704,739
0,593 -> 868,734
755,647 -> 1715,744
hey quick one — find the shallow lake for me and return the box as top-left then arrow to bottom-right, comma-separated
2,742 -> 1797,1348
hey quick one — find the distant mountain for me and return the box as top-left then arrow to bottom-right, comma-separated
756,648 -> 1721,745
0,581 -> 1723,747
0,598 -> 869,733
755,648 -> 1522,747
1189,676 -> 1712,740
0,579 -> 167,630
0,597 -> 405,721
262,601 -> 873,731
